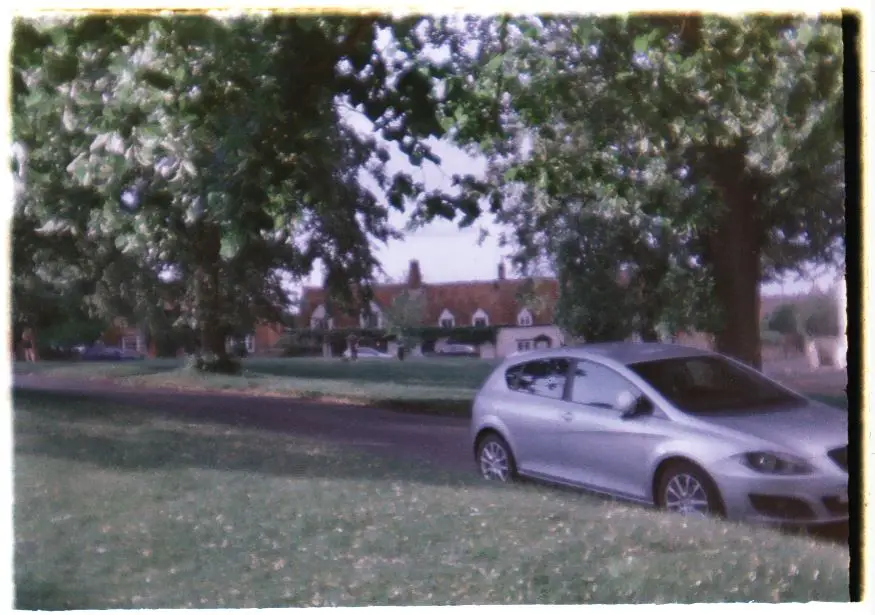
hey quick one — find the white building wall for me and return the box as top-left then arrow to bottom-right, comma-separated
494,325 -> 565,358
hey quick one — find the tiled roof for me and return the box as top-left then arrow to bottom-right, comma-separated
301,266 -> 559,328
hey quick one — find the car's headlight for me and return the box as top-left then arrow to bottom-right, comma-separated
736,452 -> 813,475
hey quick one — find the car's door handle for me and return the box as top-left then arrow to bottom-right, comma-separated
562,411 -> 573,422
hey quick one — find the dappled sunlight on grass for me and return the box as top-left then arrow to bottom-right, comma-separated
13,390 -> 849,608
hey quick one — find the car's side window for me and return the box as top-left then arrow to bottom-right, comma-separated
505,358 -> 570,400
569,360 -> 641,411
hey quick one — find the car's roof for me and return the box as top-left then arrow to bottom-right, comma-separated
505,342 -> 714,366
576,342 -> 714,364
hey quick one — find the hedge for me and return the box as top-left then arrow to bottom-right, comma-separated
280,325 -> 499,347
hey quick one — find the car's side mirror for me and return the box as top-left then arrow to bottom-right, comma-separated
619,394 -> 652,420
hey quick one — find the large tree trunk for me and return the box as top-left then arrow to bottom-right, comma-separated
193,221 -> 235,369
700,145 -> 764,369
671,15 -> 764,369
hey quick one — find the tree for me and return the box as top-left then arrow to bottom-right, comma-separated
497,182 -> 718,342
444,15 -> 844,367
12,15 -> 489,371
383,289 -> 427,349
800,293 -> 842,337
766,303 -> 801,336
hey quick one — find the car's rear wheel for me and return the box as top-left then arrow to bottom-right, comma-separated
477,434 -> 517,483
656,462 -> 724,518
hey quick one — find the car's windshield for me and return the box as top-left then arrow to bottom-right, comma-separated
628,355 -> 802,414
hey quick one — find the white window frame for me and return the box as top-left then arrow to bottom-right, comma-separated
360,301 -> 384,329
438,308 -> 455,329
245,334 -> 256,354
472,308 -> 489,327
517,339 -> 533,351
310,305 -> 333,330
517,308 -> 533,327
121,335 -> 143,352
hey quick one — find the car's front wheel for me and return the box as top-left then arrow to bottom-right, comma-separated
656,462 -> 724,518
477,434 -> 517,483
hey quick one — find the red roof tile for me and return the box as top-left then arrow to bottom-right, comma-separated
301,276 -> 559,328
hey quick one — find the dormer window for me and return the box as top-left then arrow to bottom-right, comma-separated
360,301 -> 383,329
439,308 -> 455,328
310,305 -> 333,330
517,308 -> 533,327
472,308 -> 489,327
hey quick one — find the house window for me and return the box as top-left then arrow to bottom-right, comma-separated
517,340 -> 533,351
517,309 -> 533,327
311,318 -> 333,330
360,302 -> 383,329
310,304 -> 332,330
472,308 -> 489,328
438,308 -> 455,329
245,334 -> 255,354
121,335 -> 142,352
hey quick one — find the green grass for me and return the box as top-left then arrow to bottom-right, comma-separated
14,357 -> 847,416
13,390 -> 849,608
12,358 -> 180,379
15,357 -> 498,415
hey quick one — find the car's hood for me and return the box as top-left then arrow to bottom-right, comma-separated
689,400 -> 848,458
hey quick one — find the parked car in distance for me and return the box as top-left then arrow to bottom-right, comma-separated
342,346 -> 393,360
79,344 -> 144,361
437,343 -> 479,358
470,342 -> 848,526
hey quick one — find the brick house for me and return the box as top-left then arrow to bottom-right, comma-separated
300,260 -> 565,358
102,317 -> 286,357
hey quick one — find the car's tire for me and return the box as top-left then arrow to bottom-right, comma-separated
476,433 -> 517,483
655,461 -> 725,518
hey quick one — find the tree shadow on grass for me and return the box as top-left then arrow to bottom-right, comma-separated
15,577 -> 84,611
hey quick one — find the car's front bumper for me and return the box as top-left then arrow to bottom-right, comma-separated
712,467 -> 848,526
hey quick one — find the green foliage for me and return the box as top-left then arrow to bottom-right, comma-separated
283,325 -> 498,347
443,15 -> 844,366
12,15 -> 488,360
766,303 -> 802,335
183,352 -> 241,375
383,289 -> 427,347
799,294 -> 841,337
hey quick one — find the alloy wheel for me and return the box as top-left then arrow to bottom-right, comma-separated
663,472 -> 712,517
479,441 -> 511,482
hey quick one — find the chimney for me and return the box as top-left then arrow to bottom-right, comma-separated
497,261 -> 506,281
407,259 -> 422,289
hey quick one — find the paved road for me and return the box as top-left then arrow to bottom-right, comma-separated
13,375 -> 475,473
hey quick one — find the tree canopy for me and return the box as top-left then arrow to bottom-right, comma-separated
12,14 -> 846,370
444,14 -> 844,366
12,15 -> 489,369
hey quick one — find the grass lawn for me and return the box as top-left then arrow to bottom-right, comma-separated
15,357 -> 499,416
13,357 -> 847,416
13,389 -> 849,608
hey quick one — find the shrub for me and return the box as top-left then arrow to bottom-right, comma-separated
801,294 -> 841,337
766,303 -> 801,335
184,353 -> 241,375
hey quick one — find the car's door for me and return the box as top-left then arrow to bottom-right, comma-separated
559,360 -> 675,500
499,357 -> 573,477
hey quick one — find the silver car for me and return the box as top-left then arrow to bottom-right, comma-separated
470,343 -> 848,525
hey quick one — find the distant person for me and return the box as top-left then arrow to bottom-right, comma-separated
347,334 -> 358,361
21,330 -> 35,363
397,345 -> 406,361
